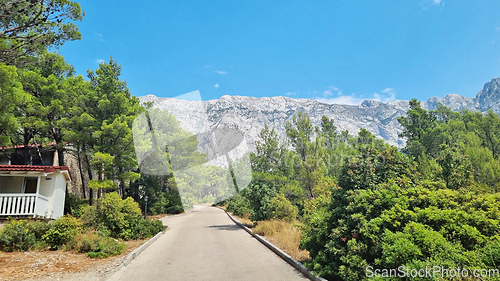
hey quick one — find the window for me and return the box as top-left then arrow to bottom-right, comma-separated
24,178 -> 38,193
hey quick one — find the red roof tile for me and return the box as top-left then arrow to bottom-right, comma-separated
0,143 -> 57,150
0,165 -> 72,180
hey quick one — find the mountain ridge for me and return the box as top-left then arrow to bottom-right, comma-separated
138,78 -> 500,152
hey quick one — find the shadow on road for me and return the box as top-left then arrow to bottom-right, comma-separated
207,224 -> 241,231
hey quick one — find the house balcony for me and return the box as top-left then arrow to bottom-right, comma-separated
0,193 -> 49,217
0,165 -> 72,219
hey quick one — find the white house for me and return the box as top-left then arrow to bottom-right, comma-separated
0,144 -> 71,219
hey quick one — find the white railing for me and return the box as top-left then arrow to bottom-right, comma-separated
34,194 -> 49,217
0,194 -> 49,217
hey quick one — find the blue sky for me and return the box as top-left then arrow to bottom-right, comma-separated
58,0 -> 500,105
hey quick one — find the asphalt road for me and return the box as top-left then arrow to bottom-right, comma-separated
106,205 -> 309,281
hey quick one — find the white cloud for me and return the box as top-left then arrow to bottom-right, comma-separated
215,70 -> 228,75
214,83 -> 219,88
96,59 -> 105,64
316,94 -> 364,106
373,88 -> 396,103
420,0 -> 443,9
322,86 -> 341,97
314,86 -> 361,105
95,33 -> 104,42
322,90 -> 333,97
314,87 -> 397,105
285,92 -> 297,96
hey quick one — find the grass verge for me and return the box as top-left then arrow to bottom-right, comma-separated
228,210 -> 311,263
252,220 -> 311,263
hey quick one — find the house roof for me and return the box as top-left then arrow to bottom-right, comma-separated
0,165 -> 72,181
0,142 -> 57,150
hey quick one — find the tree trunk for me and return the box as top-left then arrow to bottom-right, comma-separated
22,132 -> 31,165
76,144 -> 86,199
226,153 -> 239,193
119,167 -> 125,199
84,150 -> 94,205
57,146 -> 65,166
52,128 -> 65,166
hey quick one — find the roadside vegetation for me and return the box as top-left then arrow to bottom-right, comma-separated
0,193 -> 164,258
252,220 -> 310,263
221,200 -> 310,263
221,104 -> 500,280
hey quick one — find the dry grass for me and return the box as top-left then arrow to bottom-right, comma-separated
243,218 -> 311,263
0,239 -> 147,281
236,213 -> 255,228
148,214 -> 168,220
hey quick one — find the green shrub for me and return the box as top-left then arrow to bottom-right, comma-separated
42,215 -> 82,249
118,216 -> 164,240
0,219 -> 52,251
134,218 -> 164,239
68,231 -> 126,258
89,237 -> 126,258
72,204 -> 90,218
148,192 -> 169,215
82,193 -> 163,240
29,220 -> 52,240
64,193 -> 89,217
478,235 -> 500,267
301,176 -> 500,280
268,193 -> 298,222
82,192 -> 142,240
226,193 -> 252,218
165,205 -> 184,214
243,173 -> 289,221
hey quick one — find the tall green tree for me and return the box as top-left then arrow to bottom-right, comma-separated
339,129 -> 414,191
18,52 -> 77,165
132,107 -> 216,210
319,116 -> 337,149
285,111 -> 314,162
285,112 -> 327,199
84,57 -> 143,199
251,124 -> 284,174
0,63 -> 29,147
479,111 -> 500,158
0,0 -> 83,66
397,99 -> 439,159
437,144 -> 474,190
88,151 -> 116,196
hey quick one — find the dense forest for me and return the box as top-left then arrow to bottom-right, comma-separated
2,1 -> 500,280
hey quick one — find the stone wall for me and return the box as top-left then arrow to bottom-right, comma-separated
63,148 -> 95,199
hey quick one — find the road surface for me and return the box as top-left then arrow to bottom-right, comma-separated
106,205 -> 309,281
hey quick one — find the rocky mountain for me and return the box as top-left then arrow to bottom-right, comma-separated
138,78 -> 500,154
